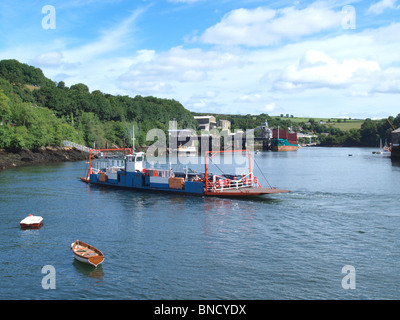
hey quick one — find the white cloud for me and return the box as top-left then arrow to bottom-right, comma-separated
191,91 -> 219,100
269,49 -> 380,92
115,20 -> 400,114
118,46 -> 242,95
367,0 -> 398,15
30,52 -> 64,67
200,3 -> 343,47
238,94 -> 263,102
65,8 -> 143,62
371,67 -> 400,93
261,102 -> 277,113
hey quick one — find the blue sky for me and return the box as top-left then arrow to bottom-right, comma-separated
1,0 -> 400,119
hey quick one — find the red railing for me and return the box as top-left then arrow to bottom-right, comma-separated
204,150 -> 261,193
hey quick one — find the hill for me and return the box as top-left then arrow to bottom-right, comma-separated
0,59 -> 197,151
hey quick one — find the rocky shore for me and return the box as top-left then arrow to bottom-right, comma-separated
0,147 -> 89,170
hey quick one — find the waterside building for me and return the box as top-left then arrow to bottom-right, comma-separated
391,128 -> 400,159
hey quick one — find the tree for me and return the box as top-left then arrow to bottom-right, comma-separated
0,124 -> 13,149
77,112 -> 103,147
68,83 -> 92,116
33,85 -> 69,116
0,59 -> 52,87
91,90 -> 113,121
360,118 -> 379,147
343,129 -> 362,146
0,91 -> 11,122
57,81 -> 66,90
393,114 -> 400,128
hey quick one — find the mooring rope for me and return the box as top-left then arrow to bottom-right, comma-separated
253,157 -> 273,189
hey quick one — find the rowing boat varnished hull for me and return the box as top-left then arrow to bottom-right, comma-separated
71,240 -> 104,267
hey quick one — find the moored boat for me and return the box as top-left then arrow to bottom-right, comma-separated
20,214 -> 43,229
271,128 -> 298,152
71,240 -> 104,267
372,139 -> 384,154
177,145 -> 197,156
271,138 -> 299,152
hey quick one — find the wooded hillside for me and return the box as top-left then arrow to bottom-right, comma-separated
0,59 -> 196,151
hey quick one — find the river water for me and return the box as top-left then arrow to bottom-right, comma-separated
1,147 -> 399,300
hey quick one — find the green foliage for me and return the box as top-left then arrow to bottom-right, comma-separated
0,59 -> 199,150
343,129 -> 362,146
393,114 -> 400,128
77,112 -> 102,147
317,117 -> 399,147
0,124 -> 13,149
360,119 -> 379,147
0,84 -> 80,151
0,59 -> 53,87
0,91 -> 11,122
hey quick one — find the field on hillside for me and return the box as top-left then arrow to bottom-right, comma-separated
326,121 -> 363,131
272,116 -> 364,131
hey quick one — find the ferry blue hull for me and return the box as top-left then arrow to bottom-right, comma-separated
89,172 -> 205,196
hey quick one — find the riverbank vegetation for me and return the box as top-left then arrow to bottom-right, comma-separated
0,59 -> 196,151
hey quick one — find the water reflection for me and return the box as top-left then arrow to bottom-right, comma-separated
20,224 -> 44,231
391,157 -> 400,168
3,148 -> 400,299
72,259 -> 104,280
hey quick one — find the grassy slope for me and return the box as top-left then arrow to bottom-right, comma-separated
271,116 -> 365,131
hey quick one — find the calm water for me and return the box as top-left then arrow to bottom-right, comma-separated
1,147 -> 399,300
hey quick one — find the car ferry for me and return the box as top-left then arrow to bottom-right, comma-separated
80,148 -> 290,197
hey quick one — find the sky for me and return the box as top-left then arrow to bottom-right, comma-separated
1,0 -> 400,119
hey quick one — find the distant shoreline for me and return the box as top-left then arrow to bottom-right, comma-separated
1,144 -> 395,171
0,147 -> 89,171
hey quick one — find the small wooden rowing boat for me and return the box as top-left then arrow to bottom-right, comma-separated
71,240 -> 104,267
20,214 -> 43,229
